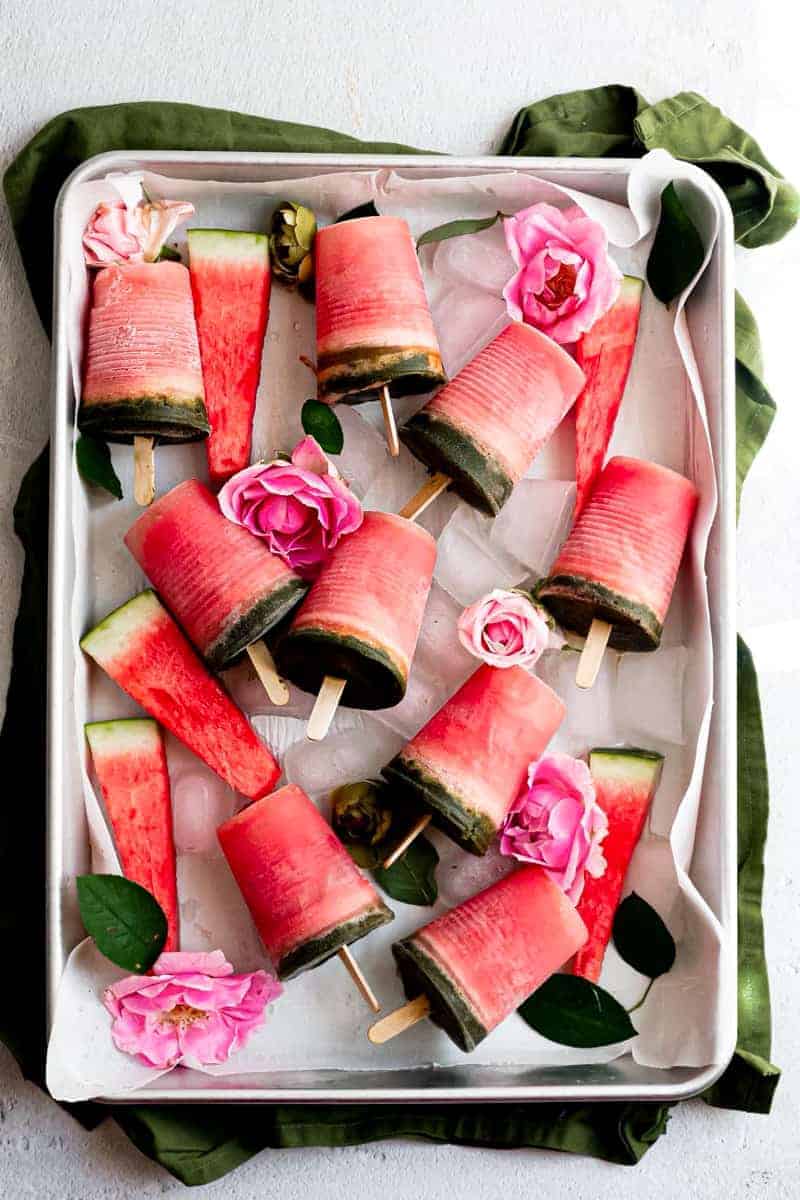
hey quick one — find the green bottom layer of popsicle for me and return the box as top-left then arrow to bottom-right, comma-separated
78,395 -> 210,443
278,902 -> 394,980
316,345 -> 446,404
399,411 -> 513,517
382,754 -> 497,856
536,575 -> 663,652
392,937 -> 488,1053
275,627 -> 407,710
206,577 -> 309,671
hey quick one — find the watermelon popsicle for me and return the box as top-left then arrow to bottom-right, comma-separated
188,229 -> 271,481
78,262 -> 209,506
368,865 -> 587,1051
381,664 -> 565,861
81,590 -> 280,800
538,456 -> 699,688
125,478 -> 307,704
275,511 -> 437,740
315,215 -> 446,453
85,718 -> 179,951
218,784 -> 393,1008
399,321 -> 585,519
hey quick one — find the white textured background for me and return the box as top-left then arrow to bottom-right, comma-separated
1,1 -> 798,1195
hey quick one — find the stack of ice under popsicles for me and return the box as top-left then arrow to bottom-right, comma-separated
76,192 -> 701,1055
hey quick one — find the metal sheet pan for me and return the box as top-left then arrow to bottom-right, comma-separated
47,152 -> 737,1105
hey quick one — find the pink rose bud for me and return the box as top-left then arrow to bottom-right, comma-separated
500,753 -> 608,903
457,588 -> 551,669
218,435 -> 363,579
502,203 -> 622,344
82,201 -> 145,267
103,950 -> 282,1070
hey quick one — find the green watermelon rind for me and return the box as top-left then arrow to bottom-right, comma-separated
400,411 -> 513,517
317,345 -> 446,404
536,575 -> 662,652
275,627 -> 407,710
188,228 -> 269,262
278,902 -> 394,980
381,754 -> 497,856
392,937 -> 488,1053
78,396 -> 210,444
205,577 -> 309,671
84,717 -> 161,754
80,590 -> 161,659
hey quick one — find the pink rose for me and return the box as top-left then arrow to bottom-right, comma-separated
103,950 -> 281,1070
502,203 -> 622,344
83,198 -> 195,267
457,588 -> 550,669
500,754 -> 607,903
218,435 -> 363,578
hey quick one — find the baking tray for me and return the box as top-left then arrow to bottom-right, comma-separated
47,151 -> 737,1104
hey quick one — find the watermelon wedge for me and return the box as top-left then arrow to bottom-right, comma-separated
572,747 -> 664,982
188,230 -> 271,480
573,276 -> 643,518
81,590 -> 280,800
85,718 -> 179,950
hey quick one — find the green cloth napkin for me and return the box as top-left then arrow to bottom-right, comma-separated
1,89 -> 788,1184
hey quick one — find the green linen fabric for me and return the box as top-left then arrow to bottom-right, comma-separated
0,91 -> 788,1183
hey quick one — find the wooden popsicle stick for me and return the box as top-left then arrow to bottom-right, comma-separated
380,385 -> 400,458
399,472 -> 451,522
245,641 -> 290,706
381,812 -> 432,869
575,618 -> 613,690
133,436 -> 155,506
338,945 -> 381,1013
368,994 -> 431,1044
307,675 -> 346,741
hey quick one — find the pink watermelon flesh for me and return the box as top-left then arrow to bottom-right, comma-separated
81,591 -> 280,800
188,230 -> 271,480
85,718 -> 179,951
572,748 -> 663,982
574,276 -> 643,519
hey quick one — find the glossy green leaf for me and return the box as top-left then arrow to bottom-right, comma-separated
300,398 -> 344,454
612,892 -> 676,979
336,201 -> 379,222
77,874 -> 167,972
75,435 -> 123,500
646,182 -> 705,304
519,974 -> 637,1048
372,836 -> 438,906
417,212 -> 504,249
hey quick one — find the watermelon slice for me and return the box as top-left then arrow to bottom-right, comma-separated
572,747 -> 664,982
188,230 -> 271,480
81,590 -> 280,800
85,718 -> 179,950
573,276 -> 643,518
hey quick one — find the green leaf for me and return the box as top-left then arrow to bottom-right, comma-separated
646,182 -> 705,304
345,843 -> 384,870
301,398 -> 344,454
77,874 -> 167,972
372,836 -> 438,906
75,435 -> 123,500
336,201 -> 379,222
417,212 -> 504,249
613,892 -> 676,979
156,243 -> 182,262
518,974 -> 637,1048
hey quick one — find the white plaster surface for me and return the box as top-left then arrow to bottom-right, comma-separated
1,0 -> 798,1194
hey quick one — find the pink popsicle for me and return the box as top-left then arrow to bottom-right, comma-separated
400,321 -> 585,515
392,865 -> 587,1051
382,664 -> 566,855
217,784 -> 393,979
539,456 -> 699,651
125,479 -> 307,670
275,511 -> 437,710
315,215 -> 446,403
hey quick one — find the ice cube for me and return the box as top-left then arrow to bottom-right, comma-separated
333,407 -> 394,500
435,835 -> 515,908
360,440 -> 431,515
616,644 -> 688,746
251,287 -> 314,461
434,503 -> 526,606
282,717 -> 404,803
491,478 -> 576,579
172,770 -> 237,856
538,647 -> 620,753
431,284 -> 508,377
432,223 -> 514,294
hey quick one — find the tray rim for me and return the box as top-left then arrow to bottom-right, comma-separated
46,149 -> 738,1106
